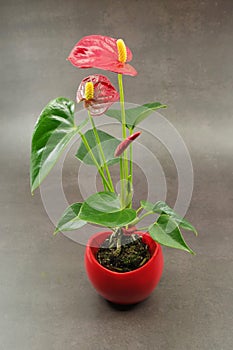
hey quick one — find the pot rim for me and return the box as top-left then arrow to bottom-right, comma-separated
86,230 -> 161,276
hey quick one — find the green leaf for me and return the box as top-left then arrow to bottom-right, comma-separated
140,200 -> 157,212
83,192 -> 121,213
30,97 -> 88,193
105,102 -> 167,129
76,129 -> 120,166
54,203 -> 86,234
78,191 -> 136,227
79,204 -> 137,228
149,214 -> 194,254
141,200 -> 197,236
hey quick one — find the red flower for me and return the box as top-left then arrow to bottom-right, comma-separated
114,131 -> 141,157
68,35 -> 137,76
77,74 -> 119,116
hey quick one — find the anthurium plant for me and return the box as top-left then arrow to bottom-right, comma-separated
30,35 -> 197,270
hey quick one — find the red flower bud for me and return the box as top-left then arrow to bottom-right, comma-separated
114,131 -> 141,157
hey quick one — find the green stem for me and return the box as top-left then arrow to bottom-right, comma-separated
137,226 -> 149,231
120,158 -> 124,208
118,74 -> 127,140
118,73 -> 129,207
136,206 -> 143,215
130,211 -> 154,226
101,166 -> 107,191
129,127 -> 134,208
88,111 -> 114,192
78,131 -> 112,192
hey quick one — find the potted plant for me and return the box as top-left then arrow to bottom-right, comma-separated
30,35 -> 198,305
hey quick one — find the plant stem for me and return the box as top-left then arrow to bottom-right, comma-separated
130,211 -> 154,226
129,127 -> 134,208
88,111 -> 114,192
118,73 -> 129,207
136,226 -> 149,231
118,74 -> 127,139
101,166 -> 107,191
78,131 -> 112,192
120,158 -> 124,208
136,206 -> 143,215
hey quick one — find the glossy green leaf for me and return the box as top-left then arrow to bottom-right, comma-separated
78,192 -> 136,228
79,205 -> 136,228
140,200 -> 157,212
149,214 -> 194,254
83,192 -> 121,213
30,97 -> 88,193
54,203 -> 86,234
105,102 -> 167,129
141,200 -> 197,236
76,129 -> 120,166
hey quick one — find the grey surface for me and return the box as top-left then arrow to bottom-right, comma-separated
1,0 -> 233,349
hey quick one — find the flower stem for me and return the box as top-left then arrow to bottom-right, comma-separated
88,111 -> 114,192
101,166 -> 107,191
78,131 -> 112,192
119,158 -> 124,208
118,73 -> 129,207
129,128 -> 134,208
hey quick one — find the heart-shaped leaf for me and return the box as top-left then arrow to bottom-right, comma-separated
149,214 -> 194,254
141,200 -> 197,236
76,129 -> 120,166
78,192 -> 136,227
83,192 -> 121,212
79,203 -> 136,228
54,203 -> 86,234
105,102 -> 167,129
30,97 -> 88,193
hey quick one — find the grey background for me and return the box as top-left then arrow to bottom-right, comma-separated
1,0 -> 233,349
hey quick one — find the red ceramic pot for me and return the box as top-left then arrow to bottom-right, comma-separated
85,231 -> 164,305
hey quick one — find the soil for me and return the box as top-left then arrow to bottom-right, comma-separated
96,230 -> 151,273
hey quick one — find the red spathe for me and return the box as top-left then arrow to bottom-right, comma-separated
68,35 -> 137,76
77,74 -> 119,116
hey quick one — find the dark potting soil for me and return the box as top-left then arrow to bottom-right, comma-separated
96,232 -> 151,273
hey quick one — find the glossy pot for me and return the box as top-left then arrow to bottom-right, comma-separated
85,231 -> 164,305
